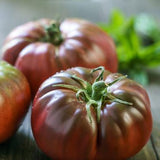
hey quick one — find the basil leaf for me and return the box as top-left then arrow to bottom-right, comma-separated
97,9 -> 160,85
128,69 -> 149,86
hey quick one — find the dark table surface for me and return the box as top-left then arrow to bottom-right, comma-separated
0,0 -> 160,159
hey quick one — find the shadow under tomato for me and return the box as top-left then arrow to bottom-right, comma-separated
0,107 -> 51,160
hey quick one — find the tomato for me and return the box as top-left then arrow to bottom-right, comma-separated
2,18 -> 118,96
31,66 -> 152,160
0,61 -> 31,143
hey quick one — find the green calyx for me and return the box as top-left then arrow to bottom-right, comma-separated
41,22 -> 63,46
52,66 -> 132,123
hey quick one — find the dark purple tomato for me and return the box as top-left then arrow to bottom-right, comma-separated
31,66 -> 152,160
0,61 -> 31,143
2,18 -> 118,96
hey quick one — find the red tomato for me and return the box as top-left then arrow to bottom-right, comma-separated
31,66 -> 152,160
2,18 -> 118,96
0,61 -> 31,143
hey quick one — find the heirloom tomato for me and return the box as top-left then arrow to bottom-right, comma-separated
2,18 -> 117,96
0,61 -> 31,143
31,66 -> 152,160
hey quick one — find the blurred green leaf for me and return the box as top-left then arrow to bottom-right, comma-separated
97,9 -> 160,85
128,69 -> 149,86
140,42 -> 160,67
135,14 -> 160,42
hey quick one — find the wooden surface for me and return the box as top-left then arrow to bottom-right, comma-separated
0,0 -> 160,159
0,104 -> 159,160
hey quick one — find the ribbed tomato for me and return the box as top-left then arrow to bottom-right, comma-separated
31,66 -> 152,160
2,18 -> 117,96
0,61 -> 31,143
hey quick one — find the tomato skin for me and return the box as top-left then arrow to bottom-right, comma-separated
14,42 -> 59,96
95,74 -> 152,160
31,67 -> 152,160
2,18 -> 117,96
0,61 -> 31,143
